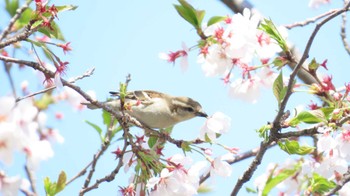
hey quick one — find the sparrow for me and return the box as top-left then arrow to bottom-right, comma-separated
82,90 -> 208,129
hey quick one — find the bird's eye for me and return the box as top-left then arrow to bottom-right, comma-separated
184,107 -> 194,112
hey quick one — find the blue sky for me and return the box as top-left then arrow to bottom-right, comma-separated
1,0 -> 350,195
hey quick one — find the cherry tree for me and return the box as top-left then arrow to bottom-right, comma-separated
1,0 -> 350,195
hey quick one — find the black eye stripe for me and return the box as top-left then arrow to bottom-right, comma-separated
184,107 -> 194,112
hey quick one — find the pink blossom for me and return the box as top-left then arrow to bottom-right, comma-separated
24,140 -> 54,170
209,153 -> 234,177
339,182 -> 350,196
229,77 -> 261,103
317,132 -> 336,153
309,0 -> 331,8
0,123 -> 23,165
159,42 -> 189,72
335,129 -> 350,161
315,156 -> 348,179
0,172 -> 22,196
0,96 -> 15,119
200,112 -> 231,141
58,42 -> 72,55
198,45 -> 232,77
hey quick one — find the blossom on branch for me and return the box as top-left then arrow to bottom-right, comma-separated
200,112 -> 231,142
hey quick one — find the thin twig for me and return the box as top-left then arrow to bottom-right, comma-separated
326,170 -> 350,196
24,163 -> 37,195
79,126 -> 129,195
200,142 -> 277,184
0,19 -> 37,49
15,67 -> 95,102
340,4 -> 350,55
231,140 -> 272,196
0,0 -> 32,41
81,140 -> 111,190
3,61 -> 17,98
66,161 -> 92,186
284,9 -> 338,29
20,188 -> 35,196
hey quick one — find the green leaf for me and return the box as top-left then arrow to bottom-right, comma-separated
289,110 -> 326,126
197,185 -> 212,193
278,139 -> 314,155
5,0 -> 19,16
55,171 -> 66,193
308,58 -> 319,71
320,107 -> 334,119
299,110 -> 326,123
174,0 -> 204,29
43,172 -> 66,196
204,133 -> 212,143
181,141 -> 192,152
119,82 -> 127,101
38,20 -> 65,41
309,173 -> 336,194
174,5 -> 197,27
272,71 -> 286,106
110,126 -> 122,140
259,18 -> 288,52
257,124 -> 271,140
246,187 -> 258,194
195,10 -> 205,27
55,5 -> 78,12
14,8 -> 34,30
85,120 -> 104,142
262,168 -> 297,196
102,109 -> 112,126
162,126 -> 174,135
44,177 -> 54,196
272,57 -> 288,69
34,93 -> 54,110
148,135 -> 158,148
207,16 -> 226,26
26,38 -> 55,60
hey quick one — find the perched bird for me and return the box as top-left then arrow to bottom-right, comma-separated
83,90 -> 208,129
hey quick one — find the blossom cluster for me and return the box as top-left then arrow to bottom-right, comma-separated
0,96 -> 56,195
0,83 -> 91,195
145,153 -> 234,196
117,112 -> 234,195
199,9 -> 287,103
161,9 -> 286,103
254,125 -> 350,195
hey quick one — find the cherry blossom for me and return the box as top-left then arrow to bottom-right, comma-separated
200,112 -> 231,141
0,172 -> 22,196
339,182 -> 350,196
24,140 -> 54,170
309,0 -> 331,8
209,153 -> 234,177
159,42 -> 189,72
0,123 -> 24,165
147,154 -> 206,196
197,44 -> 232,77
229,77 -> 261,103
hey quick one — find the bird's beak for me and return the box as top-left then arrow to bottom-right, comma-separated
196,110 -> 208,118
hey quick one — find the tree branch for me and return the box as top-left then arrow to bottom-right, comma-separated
284,9 -> 338,29
0,0 -> 32,41
24,163 -> 37,195
326,170 -> 350,196
15,67 -> 95,102
340,4 -> 350,56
